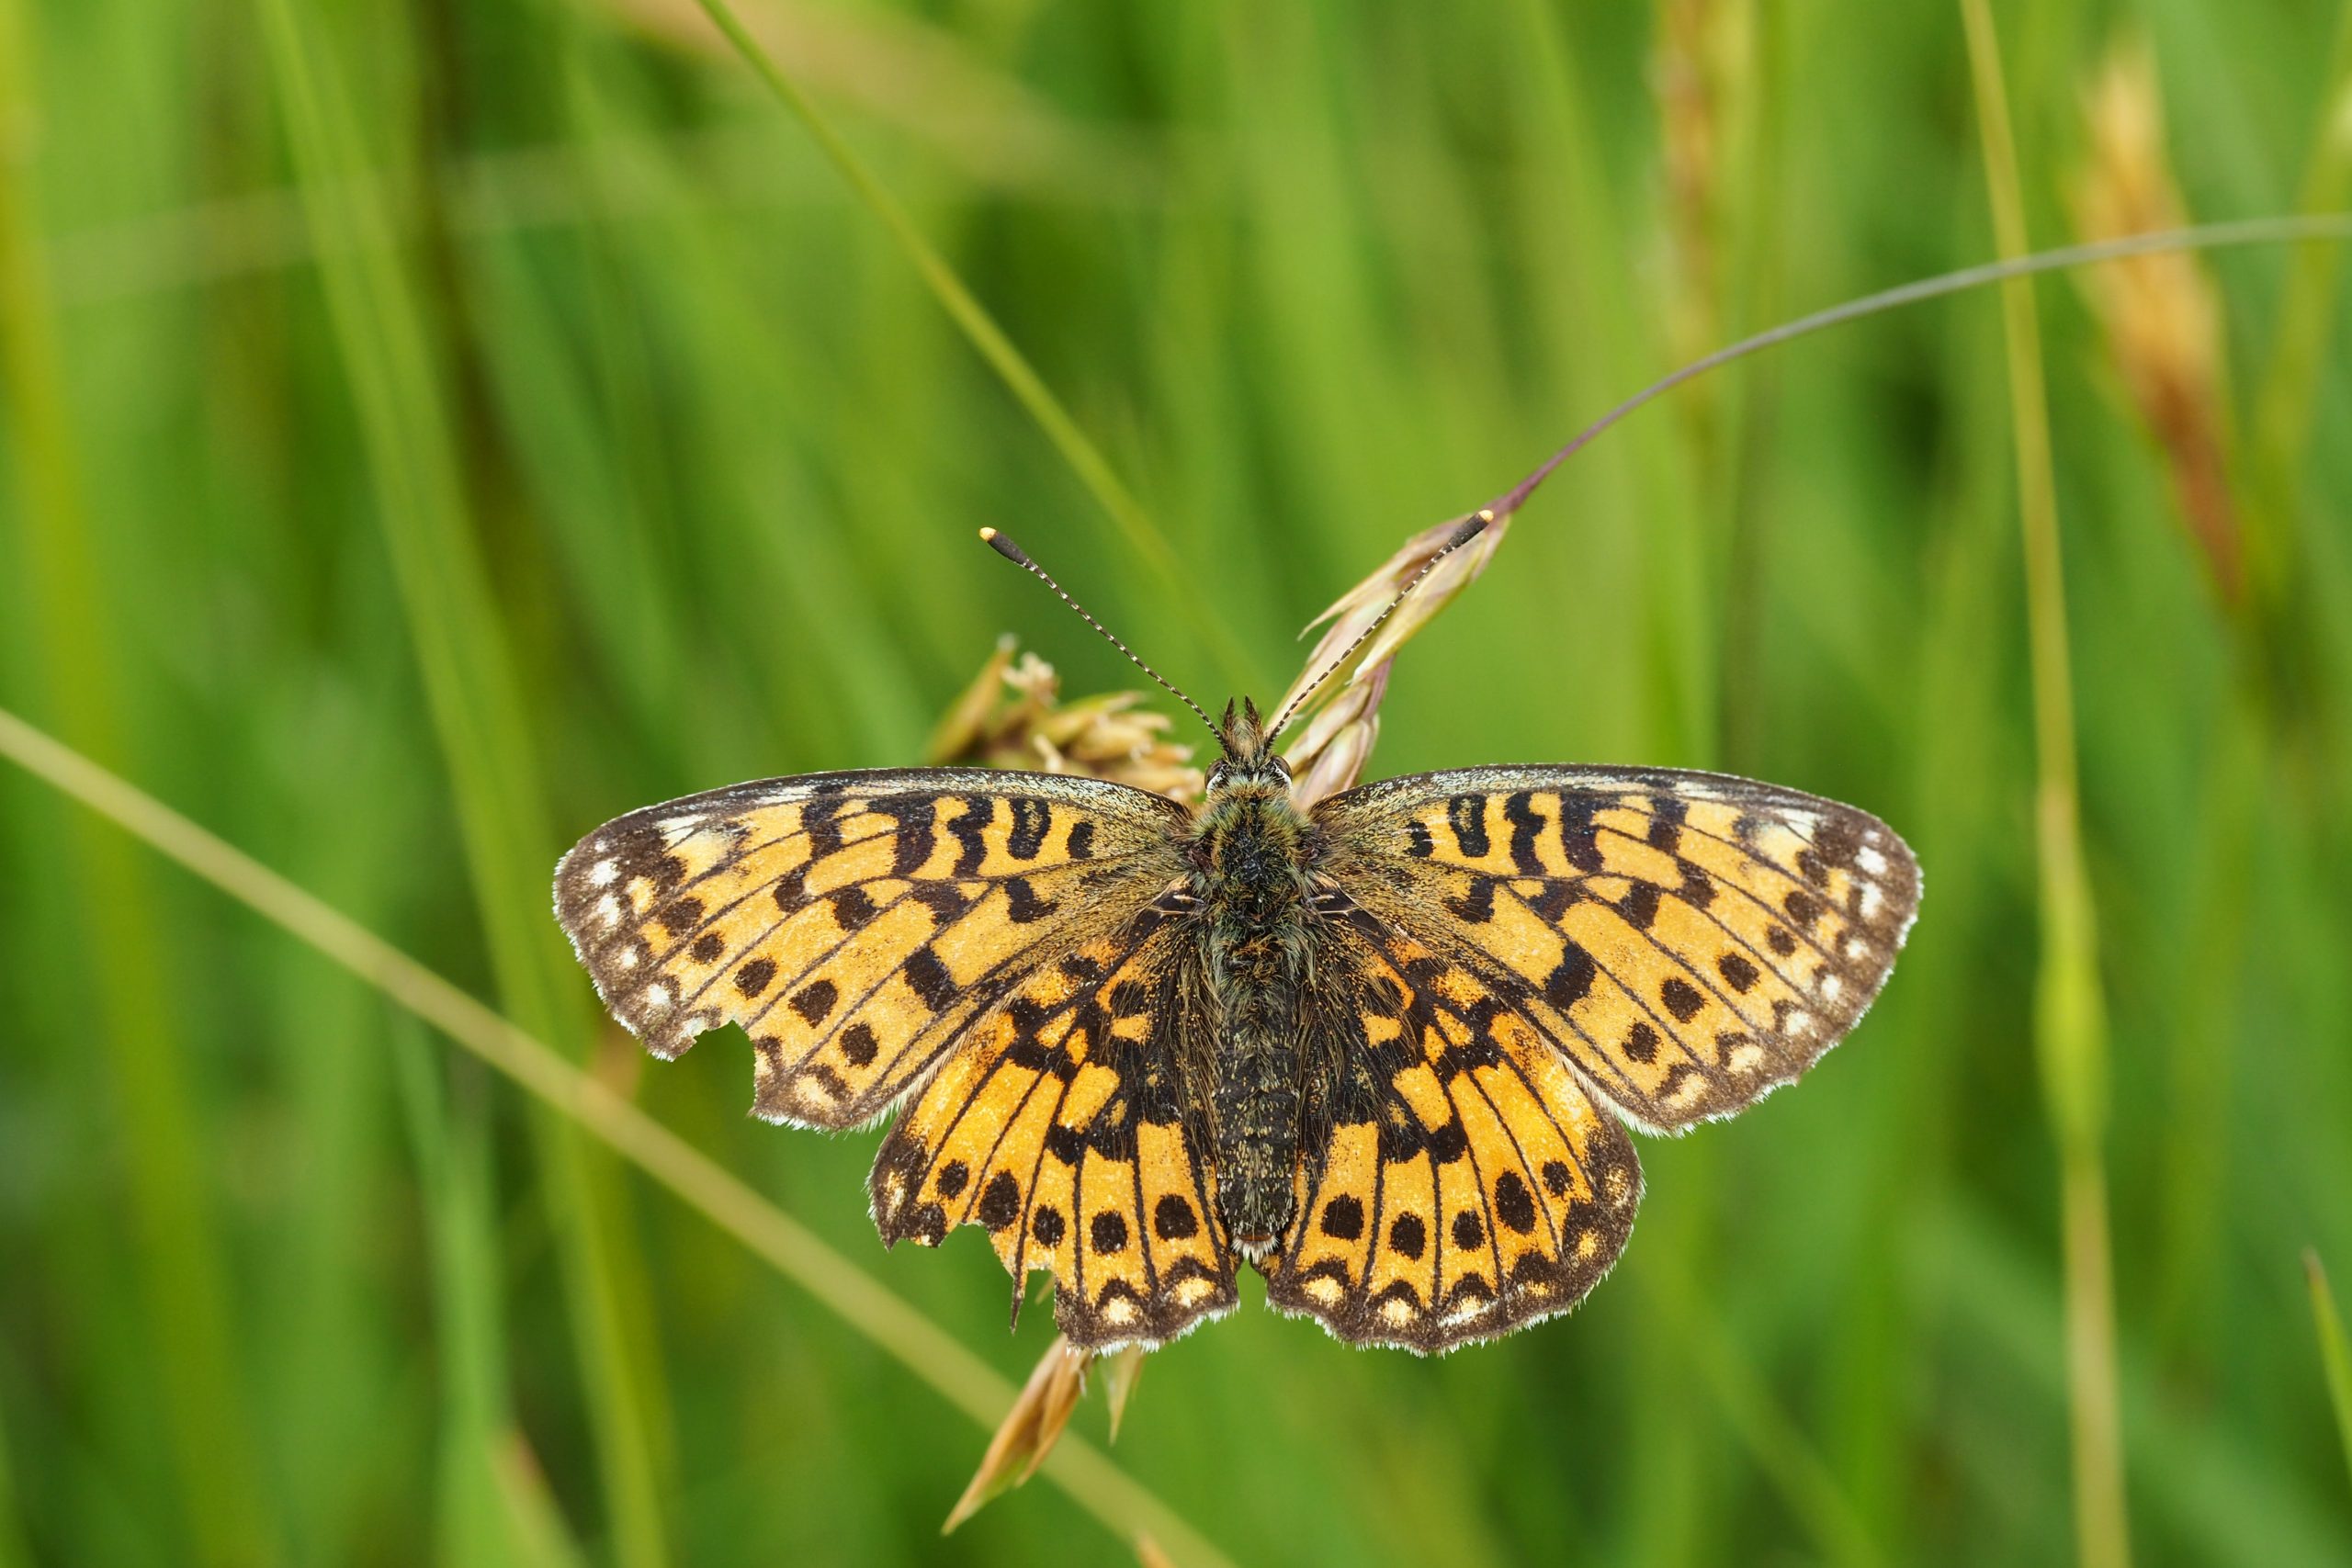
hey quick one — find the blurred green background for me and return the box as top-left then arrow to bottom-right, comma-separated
4,0 -> 2351,1563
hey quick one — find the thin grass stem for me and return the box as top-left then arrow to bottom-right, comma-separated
1493,214 -> 2352,522
682,0 -> 1245,682
1958,5 -> 2131,1565
0,704 -> 1241,1568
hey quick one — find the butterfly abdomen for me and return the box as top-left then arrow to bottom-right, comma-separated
1192,778 -> 1317,1257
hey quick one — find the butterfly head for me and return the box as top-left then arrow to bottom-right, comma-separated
1205,698 -> 1291,796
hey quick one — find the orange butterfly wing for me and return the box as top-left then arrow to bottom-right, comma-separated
553,769 -> 1188,1128
1316,766 -> 1920,1133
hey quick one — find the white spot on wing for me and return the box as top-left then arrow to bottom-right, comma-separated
1857,846 -> 1889,875
587,858 -> 619,887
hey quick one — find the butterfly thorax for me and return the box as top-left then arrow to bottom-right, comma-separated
1189,705 -> 1318,1258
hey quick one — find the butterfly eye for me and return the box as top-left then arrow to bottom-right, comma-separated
1206,761 -> 1231,789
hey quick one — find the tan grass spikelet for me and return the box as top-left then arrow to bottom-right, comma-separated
2069,37 -> 2244,604
926,635 -> 1204,803
942,1336 -> 1091,1533
1277,508 -> 1510,807
1654,0 -> 1730,373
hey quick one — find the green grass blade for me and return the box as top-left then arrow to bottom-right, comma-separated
1920,1204 -> 2348,1562
247,5 -> 675,1563
681,0 -> 1241,681
0,702 -> 1243,1568
1958,4 -> 2131,1564
2308,1250 -> 2352,1493
392,1017 -> 590,1568
2252,0 -> 2352,480
0,1382 -> 28,1568
0,6 -> 277,1563
1637,1265 -> 1883,1568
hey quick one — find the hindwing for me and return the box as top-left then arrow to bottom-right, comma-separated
1268,904 -> 1642,1352
868,897 -> 1239,1350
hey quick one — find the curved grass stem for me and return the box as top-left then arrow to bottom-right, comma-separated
1492,214 -> 2352,523
0,705 -> 1239,1568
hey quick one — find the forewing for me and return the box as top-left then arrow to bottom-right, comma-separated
553,768 -> 1188,1128
867,898 -> 1238,1350
1268,907 -> 1642,1352
1316,766 -> 1919,1132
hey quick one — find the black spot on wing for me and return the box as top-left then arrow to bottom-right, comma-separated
802,796 -> 846,857
789,978 -> 839,1024
1003,876 -> 1059,924
903,947 -> 956,1010
1444,875 -> 1498,923
1660,976 -> 1704,1022
977,1171 -> 1022,1230
1555,794 -> 1607,874
772,865 -> 810,914
1006,797 -> 1051,861
1494,1170 -> 1537,1234
1545,943 -> 1598,1010
1502,792 -> 1547,874
1447,795 -> 1491,858
945,798 -> 991,875
871,795 -> 938,876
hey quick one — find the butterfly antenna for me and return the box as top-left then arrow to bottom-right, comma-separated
1265,511 -> 1491,746
978,528 -> 1221,742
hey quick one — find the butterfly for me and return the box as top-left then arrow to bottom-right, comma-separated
552,524 -> 1920,1353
